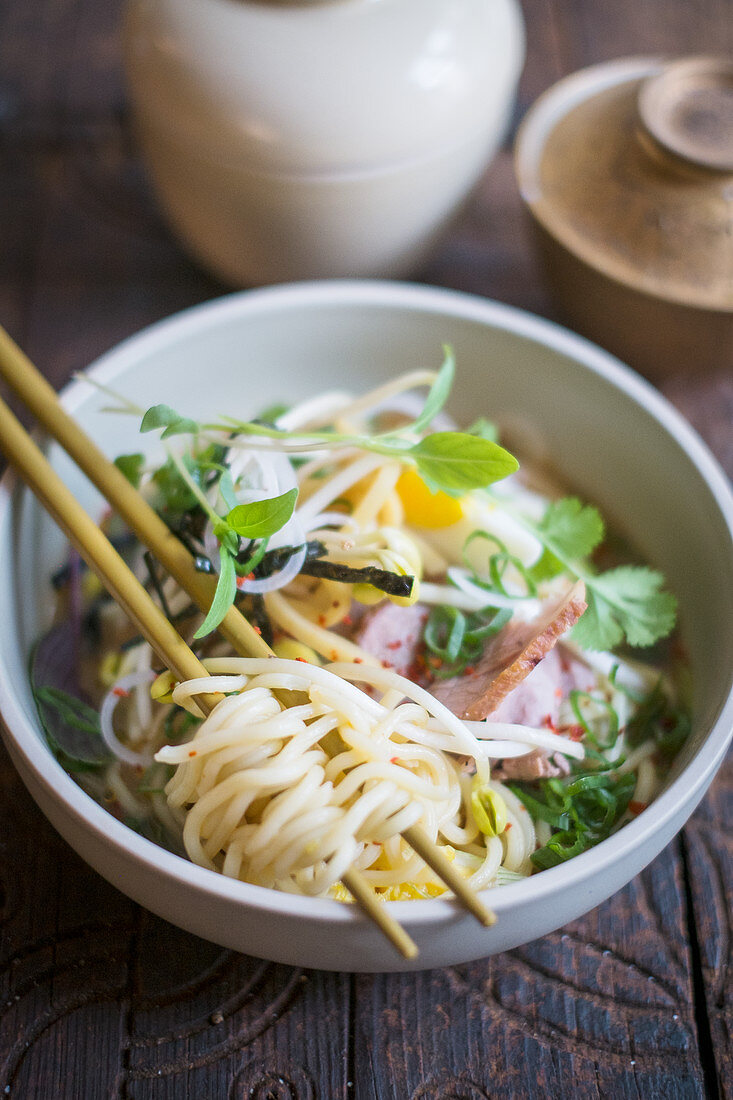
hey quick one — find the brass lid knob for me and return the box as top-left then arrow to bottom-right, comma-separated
638,56 -> 733,172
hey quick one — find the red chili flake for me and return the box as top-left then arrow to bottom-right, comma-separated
295,657 -> 307,663
343,614 -> 353,626
390,756 -> 400,765
542,714 -> 558,732
188,750 -> 197,758
386,640 -> 402,651
330,651 -> 338,661
381,660 -> 393,669
354,657 -> 363,664
318,614 -> 327,627
245,572 -> 255,581
554,687 -> 563,699
252,624 -> 262,635
112,687 -> 130,698
464,665 -> 475,676
566,724 -> 585,742
629,800 -> 647,816
505,822 -> 513,831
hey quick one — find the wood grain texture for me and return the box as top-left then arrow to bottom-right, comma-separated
0,0 -> 730,1097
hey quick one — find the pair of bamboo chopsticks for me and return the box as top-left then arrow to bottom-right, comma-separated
0,327 -> 496,958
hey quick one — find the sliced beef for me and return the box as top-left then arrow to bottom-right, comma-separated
430,580 -> 587,721
487,643 -> 596,728
354,601 -> 429,677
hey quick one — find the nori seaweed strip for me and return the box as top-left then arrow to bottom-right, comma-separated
251,540 -> 413,597
254,540 -> 327,574
301,560 -> 414,598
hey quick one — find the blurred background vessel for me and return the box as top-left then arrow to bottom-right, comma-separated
123,0 -> 525,286
515,56 -> 733,380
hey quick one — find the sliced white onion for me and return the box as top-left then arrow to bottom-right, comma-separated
237,540 -> 307,594
100,671 -> 157,767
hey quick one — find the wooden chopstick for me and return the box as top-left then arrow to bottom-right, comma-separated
0,327 -> 495,930
0,394 -> 419,960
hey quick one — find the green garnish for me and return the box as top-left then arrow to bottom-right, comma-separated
31,685 -> 111,772
624,679 -> 691,759
226,488 -> 298,541
114,452 -> 145,488
139,348 -> 519,498
423,604 -> 511,677
462,531 -> 538,599
512,768 -> 637,870
508,495 -> 678,650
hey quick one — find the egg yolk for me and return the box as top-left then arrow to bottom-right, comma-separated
396,468 -> 463,528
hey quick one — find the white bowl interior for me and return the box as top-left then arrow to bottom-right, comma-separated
1,281 -> 732,970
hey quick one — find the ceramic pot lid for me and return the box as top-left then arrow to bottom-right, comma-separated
516,56 -> 733,312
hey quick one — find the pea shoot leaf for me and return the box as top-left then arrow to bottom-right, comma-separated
194,544 -> 237,639
410,347 -> 455,434
114,452 -> 145,488
409,432 -> 519,495
226,488 -> 298,540
141,404 -> 200,439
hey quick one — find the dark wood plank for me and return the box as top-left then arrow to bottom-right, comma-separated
353,842 -> 706,1099
0,0 -> 731,1097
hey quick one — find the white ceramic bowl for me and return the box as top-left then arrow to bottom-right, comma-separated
1,281 -> 732,972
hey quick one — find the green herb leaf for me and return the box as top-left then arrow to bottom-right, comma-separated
32,685 -> 111,771
504,494 -> 678,650
218,469 -> 239,512
226,487 -> 298,540
141,404 -> 200,438
410,346 -> 455,434
114,452 -> 145,488
538,497 -> 605,562
573,566 -> 678,650
409,432 -> 519,495
194,545 -> 237,638
465,417 -> 499,442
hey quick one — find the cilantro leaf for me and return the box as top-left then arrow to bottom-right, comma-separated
573,566 -> 678,650
538,498 -> 605,561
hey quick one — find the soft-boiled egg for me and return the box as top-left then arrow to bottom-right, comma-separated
396,468 -> 543,581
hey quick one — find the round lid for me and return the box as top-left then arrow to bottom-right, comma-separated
515,56 -> 733,311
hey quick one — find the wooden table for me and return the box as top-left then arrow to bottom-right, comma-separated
0,2 -> 731,1096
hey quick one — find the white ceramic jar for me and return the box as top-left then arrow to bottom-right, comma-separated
123,0 -> 525,285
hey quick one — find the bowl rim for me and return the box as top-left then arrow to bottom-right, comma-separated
1,277 -> 732,930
